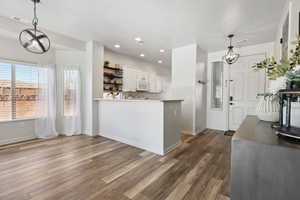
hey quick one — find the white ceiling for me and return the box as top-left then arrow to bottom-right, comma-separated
0,0 -> 286,66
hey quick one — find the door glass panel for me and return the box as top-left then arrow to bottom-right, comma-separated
211,62 -> 223,110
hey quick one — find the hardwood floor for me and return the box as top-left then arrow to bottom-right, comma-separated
0,129 -> 231,200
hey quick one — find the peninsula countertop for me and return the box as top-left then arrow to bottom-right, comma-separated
93,98 -> 184,102
95,97 -> 183,155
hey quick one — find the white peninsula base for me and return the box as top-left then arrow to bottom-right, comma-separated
95,99 -> 183,155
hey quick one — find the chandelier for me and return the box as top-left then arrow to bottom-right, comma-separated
223,34 -> 240,65
19,0 -> 50,54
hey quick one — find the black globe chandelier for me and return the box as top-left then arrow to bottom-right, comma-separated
223,34 -> 240,65
19,0 -> 50,54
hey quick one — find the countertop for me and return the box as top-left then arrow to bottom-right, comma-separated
234,116 -> 300,149
231,116 -> 300,200
93,98 -> 184,102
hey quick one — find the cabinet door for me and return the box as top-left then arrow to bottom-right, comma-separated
148,74 -> 157,93
123,67 -> 137,92
155,78 -> 162,93
136,71 -> 149,91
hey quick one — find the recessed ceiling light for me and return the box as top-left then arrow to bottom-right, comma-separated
135,37 -> 142,42
114,44 -> 121,48
159,49 -> 165,53
158,60 -> 163,64
137,41 -> 144,45
140,54 -> 145,57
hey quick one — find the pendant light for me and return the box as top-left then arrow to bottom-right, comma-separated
223,34 -> 239,65
19,0 -> 50,54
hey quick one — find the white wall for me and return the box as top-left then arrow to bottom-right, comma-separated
195,47 -> 208,134
274,0 -> 300,60
0,36 -> 55,145
207,42 -> 274,131
171,44 -> 207,135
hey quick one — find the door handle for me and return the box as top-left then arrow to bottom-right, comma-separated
230,96 -> 233,101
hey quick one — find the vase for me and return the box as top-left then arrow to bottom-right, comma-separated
269,76 -> 287,94
256,96 -> 280,122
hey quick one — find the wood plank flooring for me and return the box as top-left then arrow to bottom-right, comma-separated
0,129 -> 231,200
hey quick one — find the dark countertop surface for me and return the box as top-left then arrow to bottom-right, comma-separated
233,116 -> 300,149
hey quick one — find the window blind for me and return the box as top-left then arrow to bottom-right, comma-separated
0,61 -> 41,121
0,62 -> 12,121
15,65 -> 40,119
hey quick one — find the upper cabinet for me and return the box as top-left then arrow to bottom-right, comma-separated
155,78 -> 162,93
149,74 -> 163,93
123,67 -> 138,92
122,67 -> 162,93
148,74 -> 156,93
136,71 -> 149,91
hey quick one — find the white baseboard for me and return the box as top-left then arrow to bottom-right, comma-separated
0,136 -> 36,146
99,132 -> 164,155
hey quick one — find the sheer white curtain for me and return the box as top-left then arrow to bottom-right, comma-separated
60,69 -> 81,136
35,65 -> 58,138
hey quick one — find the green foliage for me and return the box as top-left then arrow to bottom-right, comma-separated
290,36 -> 300,66
257,92 -> 279,102
286,70 -> 300,83
252,36 -> 300,80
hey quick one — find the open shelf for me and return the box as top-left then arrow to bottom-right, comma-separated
273,125 -> 300,139
104,66 -> 123,71
104,82 -> 123,85
278,89 -> 300,94
104,72 -> 123,79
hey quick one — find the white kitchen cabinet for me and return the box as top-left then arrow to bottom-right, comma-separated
155,78 -> 163,93
123,67 -> 138,92
136,71 -> 149,91
149,74 -> 163,93
148,74 -> 157,93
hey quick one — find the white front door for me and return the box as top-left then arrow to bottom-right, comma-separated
228,54 -> 266,130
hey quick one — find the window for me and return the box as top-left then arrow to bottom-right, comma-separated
211,61 -> 223,110
0,61 -> 41,121
0,63 -> 12,121
64,70 -> 79,117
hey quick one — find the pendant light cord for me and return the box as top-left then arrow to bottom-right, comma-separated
32,0 -> 39,33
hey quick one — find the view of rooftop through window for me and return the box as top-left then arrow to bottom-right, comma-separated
0,62 -> 41,121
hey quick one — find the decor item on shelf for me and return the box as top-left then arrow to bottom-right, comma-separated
272,89 -> 300,139
223,34 -> 240,65
269,76 -> 287,94
19,0 -> 50,54
104,61 -> 110,68
286,70 -> 300,89
283,102 -> 300,128
256,93 -> 280,122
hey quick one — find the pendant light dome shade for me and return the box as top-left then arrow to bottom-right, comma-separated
223,34 -> 240,65
19,0 -> 50,54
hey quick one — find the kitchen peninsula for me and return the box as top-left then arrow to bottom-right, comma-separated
94,98 -> 183,155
